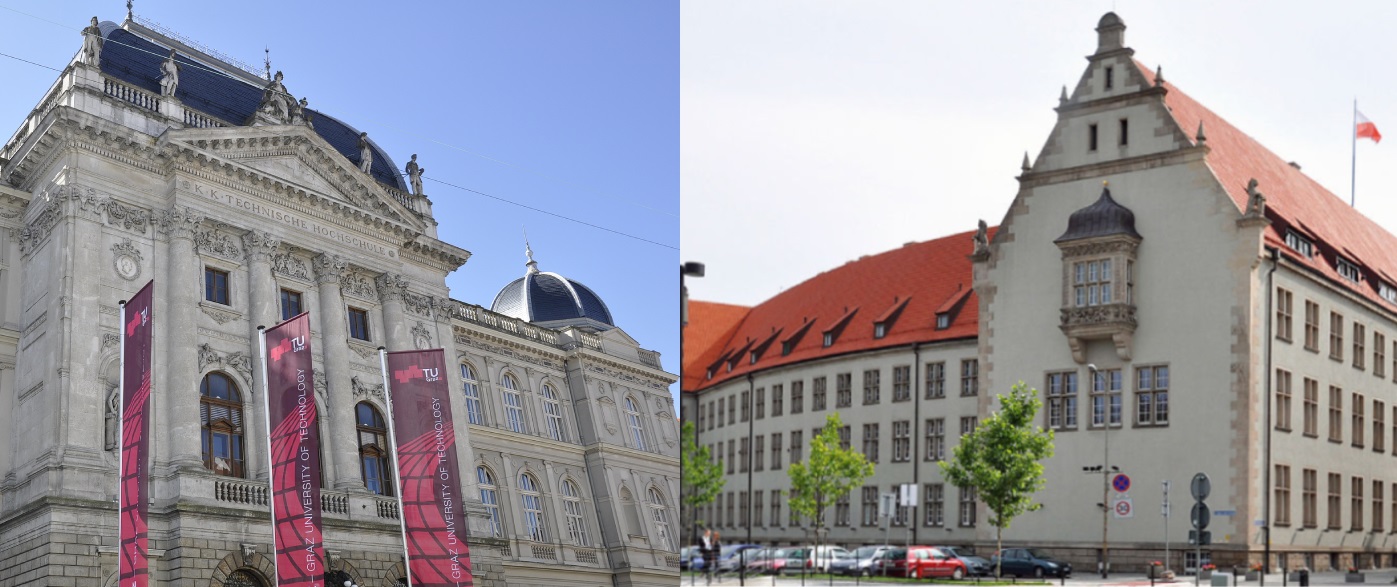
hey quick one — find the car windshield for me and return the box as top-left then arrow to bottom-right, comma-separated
853,546 -> 881,559
1026,549 -> 1052,559
889,549 -> 907,559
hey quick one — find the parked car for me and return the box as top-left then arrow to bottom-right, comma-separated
936,545 -> 992,577
830,545 -> 892,577
802,545 -> 852,572
714,544 -> 762,573
991,547 -> 1072,578
877,546 -> 969,580
747,547 -> 803,575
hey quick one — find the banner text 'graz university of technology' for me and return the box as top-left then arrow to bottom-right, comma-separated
387,349 -> 473,586
119,280 -> 155,587
262,313 -> 326,587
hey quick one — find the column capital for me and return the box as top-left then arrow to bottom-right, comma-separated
313,253 -> 347,284
157,206 -> 204,241
375,273 -> 410,303
241,230 -> 281,262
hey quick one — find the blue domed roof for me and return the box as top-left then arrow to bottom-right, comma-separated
97,26 -> 407,191
491,246 -> 614,331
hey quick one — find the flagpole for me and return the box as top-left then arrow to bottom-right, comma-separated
379,348 -> 413,587
116,299 -> 127,580
1352,98 -> 1358,207
257,325 -> 280,587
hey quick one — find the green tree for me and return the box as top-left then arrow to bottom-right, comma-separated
788,413 -> 874,570
680,420 -> 725,542
940,382 -> 1055,578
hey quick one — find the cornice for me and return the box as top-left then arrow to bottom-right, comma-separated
575,351 -> 675,390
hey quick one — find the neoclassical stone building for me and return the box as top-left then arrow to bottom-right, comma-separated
0,14 -> 678,587
684,12 -> 1397,575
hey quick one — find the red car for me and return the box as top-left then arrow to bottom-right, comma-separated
878,546 -> 969,580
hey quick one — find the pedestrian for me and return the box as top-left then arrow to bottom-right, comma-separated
710,531 -> 723,582
700,528 -> 715,584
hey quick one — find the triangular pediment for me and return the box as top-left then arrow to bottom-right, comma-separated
162,125 -> 424,230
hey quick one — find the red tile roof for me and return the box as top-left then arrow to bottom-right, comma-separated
1136,61 -> 1397,309
682,301 -> 750,392
687,230 -> 986,392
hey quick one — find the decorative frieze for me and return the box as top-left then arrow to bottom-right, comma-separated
199,302 -> 241,325
584,363 -> 668,391
374,273 -> 408,302
411,322 -> 432,350
240,230 -> 280,262
102,332 -> 119,350
340,270 -> 376,299
18,198 -> 62,256
198,343 -> 255,383
350,375 -> 384,401
453,334 -> 563,371
104,199 -> 151,234
195,228 -> 244,261
312,253 -> 346,284
158,206 -> 205,240
402,292 -> 432,318
312,368 -> 328,407
272,251 -> 310,280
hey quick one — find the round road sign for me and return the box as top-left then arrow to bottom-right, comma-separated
1191,502 -> 1211,529
1115,500 -> 1132,517
1112,473 -> 1131,493
1191,473 -> 1211,500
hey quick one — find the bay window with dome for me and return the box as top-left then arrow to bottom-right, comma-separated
1054,186 -> 1142,363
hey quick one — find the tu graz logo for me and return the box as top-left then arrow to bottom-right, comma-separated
394,365 -> 440,383
125,307 -> 148,336
270,336 -> 306,362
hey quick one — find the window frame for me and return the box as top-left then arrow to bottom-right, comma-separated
348,306 -> 371,341
502,374 -> 527,434
204,266 -> 231,306
200,371 -> 245,478
519,473 -> 549,542
356,401 -> 393,496
279,288 -> 303,321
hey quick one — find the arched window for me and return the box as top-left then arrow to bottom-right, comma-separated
223,569 -> 267,587
562,479 -> 589,546
519,473 -> 548,542
461,364 -> 484,425
200,372 -> 245,477
356,402 -> 393,496
648,487 -> 675,551
477,466 -> 502,537
624,396 -> 647,451
502,374 -> 527,434
541,383 -> 567,442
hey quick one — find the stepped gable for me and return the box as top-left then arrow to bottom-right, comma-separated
1136,61 -> 1397,308
693,229 -> 988,391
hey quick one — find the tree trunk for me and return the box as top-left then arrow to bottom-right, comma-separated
995,523 -> 1003,578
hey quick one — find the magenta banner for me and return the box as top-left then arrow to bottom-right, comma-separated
263,313 -> 325,587
119,280 -> 154,587
387,349 -> 473,587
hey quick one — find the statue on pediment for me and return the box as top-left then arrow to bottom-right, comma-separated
357,132 -> 373,174
81,17 -> 103,65
160,49 -> 179,97
253,70 -> 293,124
406,154 -> 424,195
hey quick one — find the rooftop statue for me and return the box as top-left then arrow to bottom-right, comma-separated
159,49 -> 179,97
256,70 -> 293,123
81,17 -> 103,65
358,132 -> 373,174
406,154 -> 424,196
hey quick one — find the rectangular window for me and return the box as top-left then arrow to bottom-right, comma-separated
1377,400 -> 1387,454
728,394 -> 736,424
1276,287 -> 1293,341
861,486 -> 879,526
753,435 -> 764,471
1355,323 -> 1367,370
838,425 -> 851,450
923,483 -> 944,527
892,420 -> 910,462
1331,311 -> 1345,361
892,365 -> 911,402
1119,118 -> 1128,146
740,390 -> 750,422
959,487 -> 977,527
1330,386 -> 1344,443
1104,65 -> 1114,90
926,361 -> 946,399
862,423 -> 879,463
1073,259 -> 1114,307
753,490 -> 763,527
1275,464 -> 1291,526
707,402 -> 715,431
1338,257 -> 1362,283
961,359 -> 979,396
205,267 -> 230,305
739,437 -> 749,473
771,491 -> 782,528
1303,468 -> 1317,528
960,416 -> 978,437
1091,368 -> 1124,427
771,384 -> 783,417
1303,378 -> 1319,437
739,492 -> 749,528
890,484 -> 909,527
1375,480 -> 1385,532
1287,230 -> 1315,258
790,430 -> 803,463
790,380 -> 804,414
770,433 -> 782,469
1089,123 -> 1099,151
726,440 -> 735,475
1046,371 -> 1079,430
1275,369 -> 1292,431
1135,365 -> 1169,426
812,376 -> 827,411
835,492 -> 851,527
347,307 -> 371,341
1353,476 -> 1365,530
1329,473 -> 1343,529
862,369 -> 880,405
925,418 -> 945,461
280,289 -> 302,321
754,387 -> 764,420
1379,332 -> 1388,378
1354,392 -> 1366,448
836,373 -> 852,407
1305,300 -> 1320,351
1384,283 -> 1397,304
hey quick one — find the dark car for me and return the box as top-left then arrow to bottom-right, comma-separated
991,547 -> 1072,578
830,545 -> 892,577
937,545 -> 992,577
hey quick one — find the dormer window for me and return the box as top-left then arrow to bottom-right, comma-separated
781,341 -> 794,355
822,333 -> 834,347
1285,230 -> 1314,258
936,315 -> 950,330
874,324 -> 886,339
821,307 -> 859,349
750,352 -> 759,365
1381,282 -> 1397,304
1336,257 -> 1361,283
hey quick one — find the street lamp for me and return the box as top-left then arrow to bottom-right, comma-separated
680,261 -> 705,580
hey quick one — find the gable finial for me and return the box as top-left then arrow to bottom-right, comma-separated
264,47 -> 271,81
524,229 -> 539,275
1195,121 -> 1207,144
126,0 -> 133,21
1154,65 -> 1164,87
1021,151 -> 1032,173
1059,85 -> 1069,105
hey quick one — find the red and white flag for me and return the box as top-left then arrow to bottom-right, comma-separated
1357,110 -> 1382,143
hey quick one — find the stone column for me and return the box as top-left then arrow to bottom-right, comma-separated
159,206 -> 206,471
314,253 -> 363,491
375,273 -> 410,351
242,231 -> 279,479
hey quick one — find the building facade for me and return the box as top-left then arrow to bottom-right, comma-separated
0,14 -> 678,587
683,13 -> 1397,574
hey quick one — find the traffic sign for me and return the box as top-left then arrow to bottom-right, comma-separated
1113,498 -> 1134,518
1112,473 -> 1131,493
1191,473 -> 1211,500
1191,502 -> 1211,530
1188,530 -> 1212,545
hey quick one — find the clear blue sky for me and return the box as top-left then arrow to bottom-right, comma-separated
0,2 -> 679,403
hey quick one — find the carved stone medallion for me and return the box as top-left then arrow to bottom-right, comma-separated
112,239 -> 143,281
